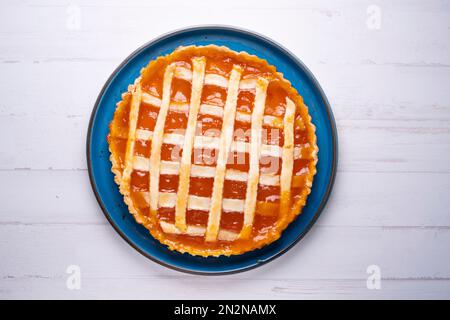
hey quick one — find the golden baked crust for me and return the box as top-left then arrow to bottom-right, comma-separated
108,45 -> 318,257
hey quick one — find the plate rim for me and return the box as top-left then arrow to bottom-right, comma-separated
86,24 -> 338,275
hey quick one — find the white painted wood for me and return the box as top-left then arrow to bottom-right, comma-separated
1,223 -> 450,281
1,224 -> 450,299
0,0 -> 449,299
0,1 -> 448,65
2,278 -> 449,300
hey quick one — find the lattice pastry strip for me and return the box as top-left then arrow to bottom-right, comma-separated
148,64 -> 176,215
133,130 -> 286,157
279,97 -> 296,219
131,191 -> 292,216
240,77 -> 269,239
119,82 -> 142,196
205,65 -> 243,242
140,92 -> 284,129
175,57 -> 206,231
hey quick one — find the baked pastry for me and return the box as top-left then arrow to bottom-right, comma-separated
108,45 -> 318,257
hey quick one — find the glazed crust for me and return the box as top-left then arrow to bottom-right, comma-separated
108,45 -> 318,257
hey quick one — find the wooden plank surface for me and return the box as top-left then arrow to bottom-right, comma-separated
0,0 -> 449,299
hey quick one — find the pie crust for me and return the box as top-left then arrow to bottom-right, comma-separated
107,45 -> 318,257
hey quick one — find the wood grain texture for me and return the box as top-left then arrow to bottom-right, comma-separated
0,0 -> 449,299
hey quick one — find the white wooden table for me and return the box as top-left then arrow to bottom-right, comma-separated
1,0 -> 449,299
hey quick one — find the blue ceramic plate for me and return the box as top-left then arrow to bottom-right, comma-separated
87,26 -> 337,275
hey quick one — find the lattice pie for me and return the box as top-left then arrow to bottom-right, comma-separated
108,45 -> 318,256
